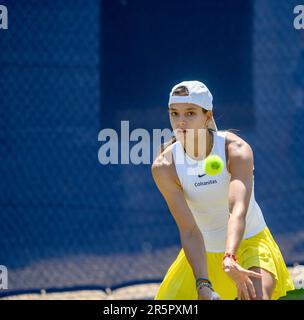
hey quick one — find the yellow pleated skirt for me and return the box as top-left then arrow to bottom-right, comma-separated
155,227 -> 294,300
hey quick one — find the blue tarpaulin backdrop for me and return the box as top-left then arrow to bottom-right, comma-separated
0,0 -> 303,293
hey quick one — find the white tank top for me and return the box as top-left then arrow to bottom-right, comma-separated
172,130 -> 267,252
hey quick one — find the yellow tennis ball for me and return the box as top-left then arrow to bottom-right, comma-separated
204,155 -> 224,176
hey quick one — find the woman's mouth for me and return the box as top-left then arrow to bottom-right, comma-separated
176,129 -> 187,134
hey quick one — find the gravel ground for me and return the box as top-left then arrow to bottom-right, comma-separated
1,265 -> 304,300
0,283 -> 160,300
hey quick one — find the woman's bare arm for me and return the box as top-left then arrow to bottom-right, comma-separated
225,132 -> 254,255
223,132 -> 262,300
151,148 -> 208,280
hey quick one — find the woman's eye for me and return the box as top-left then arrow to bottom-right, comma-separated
170,112 -> 177,116
187,112 -> 194,116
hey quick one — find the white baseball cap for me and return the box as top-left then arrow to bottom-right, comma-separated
168,80 -> 217,131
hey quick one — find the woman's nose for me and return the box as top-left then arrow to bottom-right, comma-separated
178,119 -> 186,127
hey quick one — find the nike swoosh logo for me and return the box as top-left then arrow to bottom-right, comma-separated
198,174 -> 207,178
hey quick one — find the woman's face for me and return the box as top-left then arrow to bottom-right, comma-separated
169,103 -> 210,141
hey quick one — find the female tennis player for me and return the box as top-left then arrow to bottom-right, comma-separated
152,80 -> 294,300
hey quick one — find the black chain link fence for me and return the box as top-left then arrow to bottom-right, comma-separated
0,0 -> 303,295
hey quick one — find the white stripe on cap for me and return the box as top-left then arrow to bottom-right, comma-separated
169,95 -> 213,111
168,80 -> 217,130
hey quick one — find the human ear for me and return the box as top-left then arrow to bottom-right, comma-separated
204,111 -> 212,127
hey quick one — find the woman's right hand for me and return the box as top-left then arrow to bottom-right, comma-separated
198,286 -> 221,300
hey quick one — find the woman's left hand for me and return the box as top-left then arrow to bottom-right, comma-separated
222,257 -> 262,300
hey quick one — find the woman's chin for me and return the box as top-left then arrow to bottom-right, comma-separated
175,132 -> 187,141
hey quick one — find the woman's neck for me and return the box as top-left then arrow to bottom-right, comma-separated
182,129 -> 213,161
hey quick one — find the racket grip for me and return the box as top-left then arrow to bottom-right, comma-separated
211,291 -> 221,300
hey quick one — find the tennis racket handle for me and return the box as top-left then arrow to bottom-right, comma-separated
211,291 -> 221,300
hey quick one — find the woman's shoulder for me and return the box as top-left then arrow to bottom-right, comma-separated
219,131 -> 253,174
224,131 -> 254,163
151,143 -> 179,181
152,143 -> 175,171
224,131 -> 252,150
